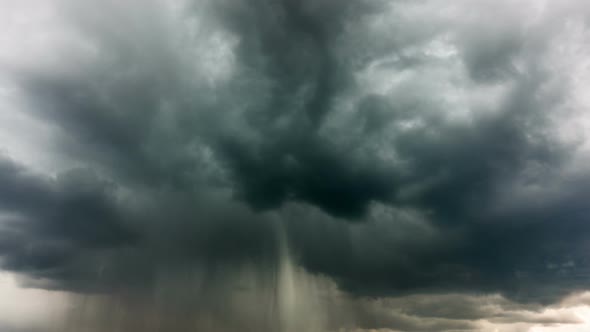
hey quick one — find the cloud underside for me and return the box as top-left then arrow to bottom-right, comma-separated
2,0 -> 590,330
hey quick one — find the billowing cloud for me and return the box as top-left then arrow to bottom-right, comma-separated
2,0 -> 590,331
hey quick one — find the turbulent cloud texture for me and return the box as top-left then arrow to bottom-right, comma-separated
2,0 -> 590,331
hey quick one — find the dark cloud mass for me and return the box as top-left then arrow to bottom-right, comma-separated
2,0 -> 590,330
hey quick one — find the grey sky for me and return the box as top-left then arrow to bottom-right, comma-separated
1,0 -> 590,331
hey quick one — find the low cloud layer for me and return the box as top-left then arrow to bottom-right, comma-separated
2,0 -> 590,330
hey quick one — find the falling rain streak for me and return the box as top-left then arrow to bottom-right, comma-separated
57,226 -> 340,332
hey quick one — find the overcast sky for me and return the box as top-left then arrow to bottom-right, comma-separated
1,0 -> 590,331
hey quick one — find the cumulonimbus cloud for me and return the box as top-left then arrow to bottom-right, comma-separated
2,0 -> 590,330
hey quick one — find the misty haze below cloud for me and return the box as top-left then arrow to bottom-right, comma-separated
2,0 -> 590,331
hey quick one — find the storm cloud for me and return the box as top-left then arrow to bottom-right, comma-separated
2,0 -> 590,331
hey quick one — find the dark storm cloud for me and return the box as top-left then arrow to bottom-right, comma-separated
0,155 -> 137,284
342,293 -> 584,332
15,0 -> 394,218
0,155 -> 279,293
0,156 -> 135,248
2,0 -> 590,323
